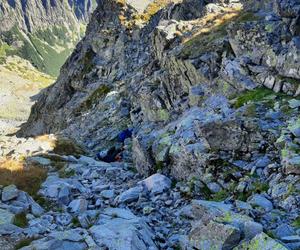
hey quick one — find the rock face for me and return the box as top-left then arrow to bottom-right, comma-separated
0,0 -> 93,33
18,0 -> 300,154
0,0 -> 96,76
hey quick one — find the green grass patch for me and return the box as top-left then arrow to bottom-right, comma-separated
234,87 -> 276,108
252,181 -> 269,194
233,180 -> 269,202
59,168 -> 76,178
81,49 -> 97,77
210,189 -> 228,201
84,85 -> 111,109
75,84 -> 111,114
71,217 -> 81,227
13,212 -> 28,228
0,41 -> 14,63
15,238 -> 34,249
33,194 -> 54,211
180,23 -> 228,58
292,217 -> 300,229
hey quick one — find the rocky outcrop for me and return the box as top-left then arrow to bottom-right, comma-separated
19,0 -> 300,173
0,0 -> 93,33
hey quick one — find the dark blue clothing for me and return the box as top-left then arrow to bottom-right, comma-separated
97,147 -> 121,162
118,128 -> 133,143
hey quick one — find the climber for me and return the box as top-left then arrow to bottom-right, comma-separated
96,128 -> 133,162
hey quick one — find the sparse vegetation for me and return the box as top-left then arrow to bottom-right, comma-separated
180,10 -> 261,58
292,216 -> 300,229
155,161 -> 164,172
0,159 -> 48,197
137,0 -> 172,22
83,85 -> 111,109
52,137 -> 86,157
211,189 -> 228,201
233,88 -> 276,108
0,41 -> 14,63
119,0 -> 172,28
59,168 -> 76,178
15,238 -> 35,249
71,217 -> 81,227
81,49 -> 97,77
34,194 -> 54,211
278,76 -> 300,86
13,212 -> 28,228
3,59 -> 54,87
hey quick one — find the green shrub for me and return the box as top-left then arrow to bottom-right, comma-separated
234,88 -> 275,108
13,213 -> 28,228
15,238 -> 34,249
292,217 -> 300,229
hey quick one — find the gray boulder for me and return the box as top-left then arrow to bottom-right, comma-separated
139,174 -> 171,195
90,208 -> 157,250
2,185 -> 19,202
189,220 -> 241,250
234,233 -> 289,250
117,186 -> 143,204
248,194 -> 273,212
0,209 -> 15,225
68,199 -> 88,213
20,229 -> 87,250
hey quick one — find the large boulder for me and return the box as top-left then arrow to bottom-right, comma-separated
0,209 -> 15,225
181,200 -> 264,249
189,220 -> 241,250
89,208 -> 157,250
234,233 -> 289,250
138,173 -> 171,195
20,229 -> 88,250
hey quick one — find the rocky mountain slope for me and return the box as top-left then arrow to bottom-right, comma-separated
0,0 -> 297,249
0,0 -> 96,76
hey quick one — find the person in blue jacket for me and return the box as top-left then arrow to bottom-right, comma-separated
97,128 -> 133,162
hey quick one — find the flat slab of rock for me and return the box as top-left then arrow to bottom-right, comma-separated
0,209 -> 15,225
20,232 -> 87,250
90,208 -> 157,250
117,186 -> 143,204
0,224 -> 22,235
68,199 -> 88,213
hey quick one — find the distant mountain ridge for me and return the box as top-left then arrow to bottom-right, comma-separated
0,0 -> 97,76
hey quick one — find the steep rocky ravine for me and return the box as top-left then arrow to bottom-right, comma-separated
0,0 -> 299,249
